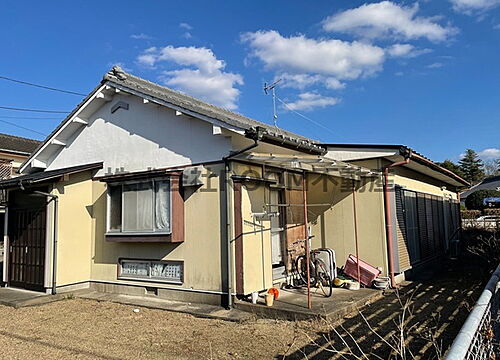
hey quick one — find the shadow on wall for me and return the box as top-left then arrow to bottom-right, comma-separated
306,174 -> 353,248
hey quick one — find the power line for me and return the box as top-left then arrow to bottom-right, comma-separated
0,118 -> 47,136
0,75 -> 86,96
276,96 -> 336,138
0,115 -> 62,120
0,105 -> 69,114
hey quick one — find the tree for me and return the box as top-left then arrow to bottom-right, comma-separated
465,189 -> 500,210
437,159 -> 465,178
459,149 -> 485,185
484,158 -> 500,178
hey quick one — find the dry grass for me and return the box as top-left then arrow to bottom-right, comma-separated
0,262 -> 484,359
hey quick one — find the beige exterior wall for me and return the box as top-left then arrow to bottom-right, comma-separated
307,174 -> 389,275
89,164 -> 224,294
51,165 -> 225,298
52,171 -> 94,287
240,183 -> 273,294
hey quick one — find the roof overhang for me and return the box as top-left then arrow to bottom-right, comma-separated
234,152 -> 381,181
0,162 -> 103,189
324,144 -> 469,188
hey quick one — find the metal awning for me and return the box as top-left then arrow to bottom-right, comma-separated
235,152 -> 381,180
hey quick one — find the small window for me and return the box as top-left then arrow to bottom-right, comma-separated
118,259 -> 183,284
107,178 -> 171,234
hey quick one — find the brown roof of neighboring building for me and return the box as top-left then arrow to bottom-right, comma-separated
0,133 -> 41,156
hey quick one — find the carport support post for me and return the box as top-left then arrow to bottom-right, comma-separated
352,180 -> 361,285
302,172 -> 311,310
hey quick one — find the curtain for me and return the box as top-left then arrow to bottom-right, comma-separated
123,182 -> 153,231
155,180 -> 170,231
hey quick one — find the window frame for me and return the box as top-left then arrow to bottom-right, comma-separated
106,177 -> 172,236
117,258 -> 184,285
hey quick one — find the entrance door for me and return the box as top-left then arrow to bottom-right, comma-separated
8,206 -> 46,291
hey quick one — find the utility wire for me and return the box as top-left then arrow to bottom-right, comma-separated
0,115 -> 62,120
0,75 -> 86,96
0,118 -> 47,136
276,96 -> 336,138
0,105 -> 69,114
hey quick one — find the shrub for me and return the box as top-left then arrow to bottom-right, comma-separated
465,189 -> 500,210
484,208 -> 500,216
461,210 -> 481,219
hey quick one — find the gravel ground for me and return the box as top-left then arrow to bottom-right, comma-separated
0,262 -> 485,360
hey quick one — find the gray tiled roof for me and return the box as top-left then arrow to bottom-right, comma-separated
0,133 -> 41,155
103,66 -> 315,143
461,175 -> 500,198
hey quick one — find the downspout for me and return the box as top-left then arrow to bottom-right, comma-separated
221,137 -> 260,309
352,180 -> 361,285
382,152 -> 411,288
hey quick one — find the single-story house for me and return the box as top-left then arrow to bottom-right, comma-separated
460,175 -> 500,207
0,67 -> 468,307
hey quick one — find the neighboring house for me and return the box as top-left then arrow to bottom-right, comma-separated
460,175 -> 500,206
0,133 -> 41,277
0,67 -> 468,306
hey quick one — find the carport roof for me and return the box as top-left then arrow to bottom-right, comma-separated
235,152 -> 381,181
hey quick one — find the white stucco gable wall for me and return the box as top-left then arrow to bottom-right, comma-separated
46,94 -> 233,176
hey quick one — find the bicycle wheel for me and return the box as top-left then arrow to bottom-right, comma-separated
295,255 -> 317,287
315,258 -> 333,297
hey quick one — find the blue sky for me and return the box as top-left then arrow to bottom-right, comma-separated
0,0 -> 499,163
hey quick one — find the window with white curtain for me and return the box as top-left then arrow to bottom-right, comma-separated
107,178 -> 171,234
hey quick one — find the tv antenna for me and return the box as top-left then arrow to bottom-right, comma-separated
263,79 -> 281,127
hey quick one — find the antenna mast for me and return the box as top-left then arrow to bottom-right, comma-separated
263,79 -> 281,127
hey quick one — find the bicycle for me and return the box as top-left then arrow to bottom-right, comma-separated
294,237 -> 333,297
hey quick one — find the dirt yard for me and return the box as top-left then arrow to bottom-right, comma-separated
0,261 -> 485,359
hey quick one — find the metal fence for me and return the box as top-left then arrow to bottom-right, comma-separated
445,264 -> 500,360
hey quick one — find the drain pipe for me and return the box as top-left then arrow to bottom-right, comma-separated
382,153 -> 411,288
221,138 -> 260,309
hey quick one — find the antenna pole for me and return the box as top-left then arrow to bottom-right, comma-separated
272,87 -> 277,127
263,79 -> 281,128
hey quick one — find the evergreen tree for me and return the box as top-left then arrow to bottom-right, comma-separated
459,149 -> 485,184
437,159 -> 465,178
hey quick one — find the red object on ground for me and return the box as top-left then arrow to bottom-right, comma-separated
267,288 -> 279,300
343,254 -> 381,287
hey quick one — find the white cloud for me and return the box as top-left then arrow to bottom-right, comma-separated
285,92 -> 340,111
131,33 -> 152,40
387,44 -> 432,58
450,0 -> 500,13
179,22 -> 193,30
242,30 -> 386,80
278,73 -> 345,90
479,148 -> 500,159
137,46 -> 243,110
322,1 -> 457,42
427,62 -> 444,68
